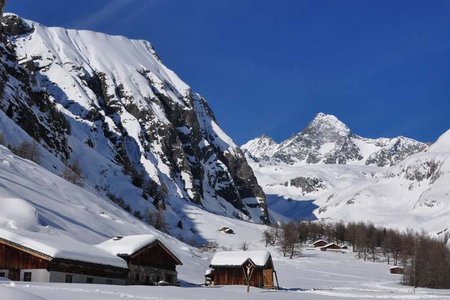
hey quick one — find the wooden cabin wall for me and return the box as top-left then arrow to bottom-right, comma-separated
130,244 -> 177,271
48,259 -> 128,279
0,242 -> 49,269
213,267 -> 273,288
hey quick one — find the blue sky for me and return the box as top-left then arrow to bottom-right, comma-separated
7,0 -> 450,144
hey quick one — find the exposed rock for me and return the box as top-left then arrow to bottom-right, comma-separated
3,14 -> 34,36
0,0 -> 5,21
243,112 -> 427,167
283,176 -> 325,194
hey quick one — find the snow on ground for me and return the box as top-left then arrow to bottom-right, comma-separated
1,146 -> 450,299
3,249 -> 450,299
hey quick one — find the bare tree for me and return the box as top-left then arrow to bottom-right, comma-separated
11,141 -> 41,163
240,241 -> 249,251
263,229 -> 276,247
62,160 -> 84,186
146,202 -> 169,233
278,222 -> 301,259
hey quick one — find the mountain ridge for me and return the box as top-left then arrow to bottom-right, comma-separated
243,112 -> 428,167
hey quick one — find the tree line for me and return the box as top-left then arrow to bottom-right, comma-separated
263,220 -> 450,289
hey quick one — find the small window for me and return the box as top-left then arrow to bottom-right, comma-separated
0,272 -> 5,277
23,272 -> 32,282
135,273 -> 140,281
106,279 -> 113,285
65,274 -> 73,283
86,277 -> 93,284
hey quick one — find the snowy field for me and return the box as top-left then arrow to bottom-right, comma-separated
2,249 -> 450,299
1,145 -> 450,299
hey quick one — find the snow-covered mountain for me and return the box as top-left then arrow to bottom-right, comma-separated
0,13 -> 269,227
243,112 -> 427,167
315,128 -> 450,233
244,113 -> 449,234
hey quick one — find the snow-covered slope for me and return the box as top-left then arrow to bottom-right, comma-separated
315,129 -> 450,233
243,113 -> 449,234
243,113 -> 427,167
0,144 -> 272,283
246,124 -> 450,234
1,143 -> 450,298
0,13 -> 268,227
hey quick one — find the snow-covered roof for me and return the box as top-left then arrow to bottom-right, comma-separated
389,266 -> 404,270
320,243 -> 341,249
97,234 -> 182,265
97,234 -> 158,256
313,239 -> 328,245
210,251 -> 271,267
0,228 -> 127,269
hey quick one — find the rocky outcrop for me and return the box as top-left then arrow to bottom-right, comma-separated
0,0 -> 5,20
276,176 -> 326,194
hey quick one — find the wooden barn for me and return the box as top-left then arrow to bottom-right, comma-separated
208,251 -> 277,289
97,235 -> 182,285
312,240 -> 328,248
389,266 -> 404,274
0,230 -> 128,284
319,243 -> 342,251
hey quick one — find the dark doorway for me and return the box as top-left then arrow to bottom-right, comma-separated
8,269 -> 20,281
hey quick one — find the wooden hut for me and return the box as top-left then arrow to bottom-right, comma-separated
389,266 -> 404,274
208,251 -> 277,289
319,243 -> 342,251
0,230 -> 128,284
312,240 -> 328,248
97,235 -> 182,285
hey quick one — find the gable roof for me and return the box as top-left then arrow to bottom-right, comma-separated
0,228 -> 127,269
97,234 -> 182,265
97,235 -> 158,256
313,239 -> 328,245
320,242 -> 341,249
210,251 -> 271,267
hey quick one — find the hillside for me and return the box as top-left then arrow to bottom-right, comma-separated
314,128 -> 450,233
2,144 -> 450,299
0,13 -> 268,229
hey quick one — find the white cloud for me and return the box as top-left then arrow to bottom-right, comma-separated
69,0 -> 135,29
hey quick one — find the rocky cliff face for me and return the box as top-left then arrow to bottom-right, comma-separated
0,14 -> 269,230
0,1 -> 4,22
243,112 -> 427,167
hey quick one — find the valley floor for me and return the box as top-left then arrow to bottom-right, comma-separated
3,250 -> 450,300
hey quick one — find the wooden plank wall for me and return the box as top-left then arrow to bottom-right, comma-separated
0,242 -> 50,269
130,244 -> 177,271
214,267 -> 273,288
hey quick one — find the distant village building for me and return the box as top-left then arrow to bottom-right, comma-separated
0,230 -> 127,284
389,266 -> 404,274
312,240 -> 328,248
97,235 -> 182,285
0,230 -> 182,285
208,251 -> 278,289
218,227 -> 234,234
319,243 -> 343,251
